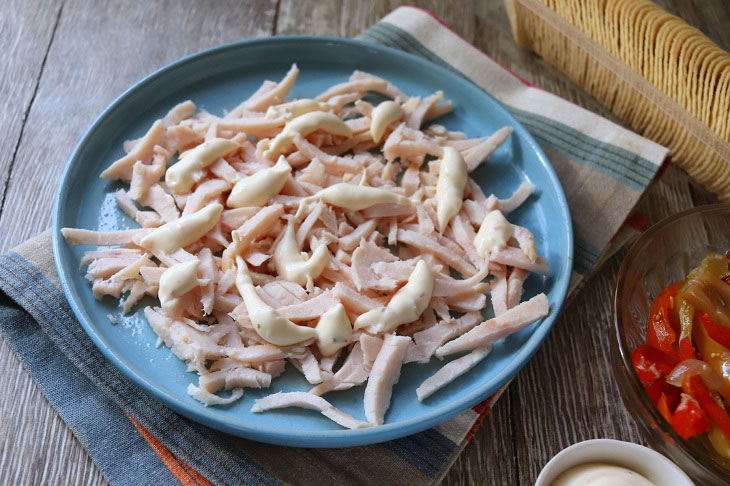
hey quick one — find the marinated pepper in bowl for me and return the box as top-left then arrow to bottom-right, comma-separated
632,253 -> 730,458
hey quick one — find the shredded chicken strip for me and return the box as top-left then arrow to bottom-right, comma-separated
252,392 -> 370,430
416,346 -> 491,401
436,294 -> 549,357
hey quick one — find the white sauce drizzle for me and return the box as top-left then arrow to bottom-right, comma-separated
264,112 -> 353,160
474,209 -> 513,259
273,219 -> 330,287
436,146 -> 468,232
315,304 -> 352,357
140,203 -> 223,254
227,156 -> 292,208
552,463 -> 656,486
353,260 -> 434,333
235,256 -> 317,346
165,138 -> 239,194
297,183 -> 412,217
370,101 -> 404,143
158,259 -> 205,304
266,99 -> 330,120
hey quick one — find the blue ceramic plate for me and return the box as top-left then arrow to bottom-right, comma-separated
53,36 -> 572,447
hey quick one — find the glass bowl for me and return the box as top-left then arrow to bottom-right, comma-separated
612,203 -> 730,485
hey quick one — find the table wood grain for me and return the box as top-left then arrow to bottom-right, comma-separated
0,1 -> 728,484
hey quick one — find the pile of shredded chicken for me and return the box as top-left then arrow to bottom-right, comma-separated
62,65 -> 550,428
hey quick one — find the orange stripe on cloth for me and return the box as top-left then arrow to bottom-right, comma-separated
465,400 -> 492,442
126,414 -> 213,486
465,384 -> 510,442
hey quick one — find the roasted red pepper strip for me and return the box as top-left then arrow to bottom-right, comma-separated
664,383 -> 682,410
699,311 -> 730,350
679,336 -> 697,360
671,393 -> 710,439
645,378 -> 667,404
631,344 -> 677,385
685,375 -> 730,442
647,282 -> 683,362
646,380 -> 682,409
657,393 -> 673,423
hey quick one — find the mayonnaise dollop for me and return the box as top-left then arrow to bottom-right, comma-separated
273,219 -> 330,287
140,203 -> 223,254
264,112 -> 353,159
266,99 -> 330,120
552,463 -> 656,486
298,183 -> 412,216
227,156 -> 291,208
315,304 -> 353,357
165,138 -> 240,194
370,101 -> 404,143
235,256 -> 317,346
474,209 -> 513,259
354,260 -> 434,333
436,146 -> 468,232
158,259 -> 205,304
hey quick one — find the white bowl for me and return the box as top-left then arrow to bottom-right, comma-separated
535,439 -> 694,485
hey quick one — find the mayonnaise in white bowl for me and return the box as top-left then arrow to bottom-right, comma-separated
535,439 -> 694,486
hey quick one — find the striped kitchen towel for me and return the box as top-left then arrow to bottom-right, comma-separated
0,6 -> 668,486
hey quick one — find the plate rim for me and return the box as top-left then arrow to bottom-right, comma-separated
52,34 -> 573,447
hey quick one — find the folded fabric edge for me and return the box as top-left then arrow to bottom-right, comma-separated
403,6 -> 539,89
0,294 -> 182,486
1,277 -> 216,486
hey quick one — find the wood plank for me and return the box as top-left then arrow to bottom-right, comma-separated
0,0 -> 62,214
277,0 -> 497,38
441,392 -> 517,486
0,0 -> 277,253
0,0 -> 276,484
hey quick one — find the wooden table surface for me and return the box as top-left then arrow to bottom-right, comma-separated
1,1 -> 729,484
